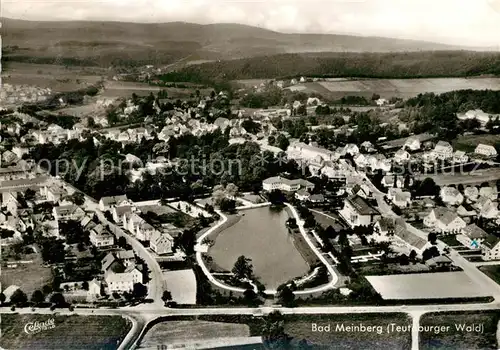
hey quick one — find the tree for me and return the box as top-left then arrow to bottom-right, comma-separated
82,281 -> 89,291
31,290 -> 45,305
219,198 -> 236,213
50,293 -> 66,307
225,183 -> 239,198
428,232 -> 437,244
409,250 -> 417,262
0,292 -> 5,305
232,255 -> 253,280
42,285 -> 53,295
132,283 -> 148,299
70,192 -> 85,205
243,288 -> 259,306
117,236 -> 128,249
422,246 -> 440,261
162,290 -> 173,303
268,135 -> 276,146
276,134 -> 290,151
277,285 -> 295,307
268,190 -> 285,205
10,289 -> 28,306
261,311 -> 291,349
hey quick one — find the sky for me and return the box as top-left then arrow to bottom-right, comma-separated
2,0 -> 500,47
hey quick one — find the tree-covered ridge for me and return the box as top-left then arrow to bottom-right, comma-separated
161,51 -> 500,81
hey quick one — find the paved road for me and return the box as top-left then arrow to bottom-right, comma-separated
3,301 -> 500,349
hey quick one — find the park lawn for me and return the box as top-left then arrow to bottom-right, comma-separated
0,314 -> 131,350
480,265 -> 500,285
139,320 -> 250,349
419,311 -> 500,350
283,313 -> 412,350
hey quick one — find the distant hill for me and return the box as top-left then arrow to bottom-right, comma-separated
159,51 -> 500,81
0,18 -> 478,68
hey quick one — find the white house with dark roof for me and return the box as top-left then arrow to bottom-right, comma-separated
394,149 -> 410,164
457,224 -> 488,249
339,195 -> 381,228
387,188 -> 411,208
424,207 -> 466,233
464,186 -> 479,201
404,137 -> 421,151
150,230 -> 174,255
475,144 -> 497,158
393,221 -> 428,256
99,195 -> 131,212
481,235 -> 500,261
89,224 -> 114,248
432,141 -> 453,160
440,187 -> 464,206
52,204 -> 85,222
453,150 -> 469,164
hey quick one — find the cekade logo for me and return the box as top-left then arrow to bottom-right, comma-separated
24,318 -> 56,335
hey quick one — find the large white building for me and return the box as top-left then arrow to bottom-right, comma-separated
339,195 -> 381,228
262,176 -> 314,192
286,141 -> 338,163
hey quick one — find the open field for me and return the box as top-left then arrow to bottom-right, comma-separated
0,314 -> 131,350
480,265 -> 500,286
138,320 -> 250,349
316,77 -> 500,99
1,247 -> 53,297
419,311 -> 500,350
453,134 -> 500,153
416,167 -> 500,186
366,272 -> 491,299
283,313 -> 412,350
2,62 -> 104,91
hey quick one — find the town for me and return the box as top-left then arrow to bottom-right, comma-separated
2,8 -> 500,350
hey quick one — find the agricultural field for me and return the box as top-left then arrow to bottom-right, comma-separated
366,272 -> 490,300
419,311 -> 500,350
1,246 -> 53,297
318,77 -> 500,99
138,320 -> 251,349
0,314 -> 131,350
283,313 -> 412,350
480,265 -> 500,286
2,62 -> 105,92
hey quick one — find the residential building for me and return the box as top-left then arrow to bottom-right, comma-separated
89,224 -> 114,248
425,255 -> 453,269
286,141 -> 337,163
105,264 -> 143,293
404,137 -> 421,151
456,204 -> 477,223
112,205 -> 133,224
150,230 -> 174,255
424,207 -> 466,233
453,150 -> 469,164
440,187 -> 464,206
457,109 -> 491,125
482,236 -> 500,261
262,176 -> 314,192
381,175 -> 410,188
99,195 -> 131,212
123,213 -> 156,241
394,149 -> 410,163
457,224 -> 488,249
475,144 -> 497,158
343,144 -> 360,156
374,217 -> 395,236
339,195 -> 381,228
387,188 -> 411,208
464,186 -> 479,201
393,221 -> 428,256
53,205 -> 86,222
432,141 -> 453,160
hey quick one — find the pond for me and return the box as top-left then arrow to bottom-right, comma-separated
209,207 -> 310,289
